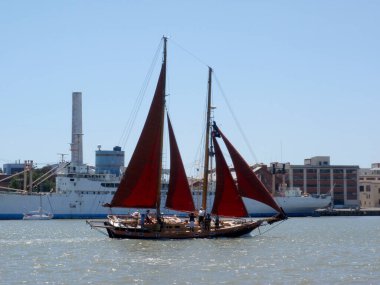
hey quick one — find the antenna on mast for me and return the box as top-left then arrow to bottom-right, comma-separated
57,153 -> 68,163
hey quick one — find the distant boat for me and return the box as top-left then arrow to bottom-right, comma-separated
23,207 -> 54,220
245,186 -> 332,217
23,195 -> 53,220
87,37 -> 287,239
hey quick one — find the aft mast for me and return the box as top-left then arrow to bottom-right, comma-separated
201,67 -> 213,211
156,36 -> 167,218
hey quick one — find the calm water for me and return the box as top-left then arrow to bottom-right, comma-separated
0,217 -> 379,285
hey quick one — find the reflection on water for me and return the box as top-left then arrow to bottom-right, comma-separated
1,217 -> 379,284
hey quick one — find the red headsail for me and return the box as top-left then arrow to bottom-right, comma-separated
110,64 -> 166,208
166,115 -> 196,212
218,128 -> 282,213
211,136 -> 248,217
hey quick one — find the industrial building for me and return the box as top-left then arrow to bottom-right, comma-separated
359,163 -> 380,208
3,162 -> 24,175
95,145 -> 125,176
270,156 -> 359,207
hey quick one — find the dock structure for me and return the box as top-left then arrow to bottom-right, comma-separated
316,207 -> 380,216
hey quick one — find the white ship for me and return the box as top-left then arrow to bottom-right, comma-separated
0,168 -> 331,219
0,93 -> 331,219
244,188 -> 331,217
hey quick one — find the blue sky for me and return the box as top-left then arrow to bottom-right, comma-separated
0,1 -> 379,171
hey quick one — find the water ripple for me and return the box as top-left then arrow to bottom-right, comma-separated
0,217 -> 379,285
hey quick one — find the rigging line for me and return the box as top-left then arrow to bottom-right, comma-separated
190,83 -> 209,179
88,224 -> 109,237
119,40 -> 162,147
213,72 -> 258,163
47,195 -> 54,214
251,219 -> 287,237
118,39 -> 164,148
169,37 -> 210,68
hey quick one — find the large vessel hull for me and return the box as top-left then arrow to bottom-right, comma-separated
244,195 -> 331,217
0,189 -> 331,220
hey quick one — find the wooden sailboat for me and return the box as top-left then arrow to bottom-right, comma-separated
87,37 -> 286,239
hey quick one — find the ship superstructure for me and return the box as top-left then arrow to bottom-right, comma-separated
0,92 -> 331,219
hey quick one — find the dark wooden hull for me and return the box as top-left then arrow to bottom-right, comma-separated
103,220 -> 263,239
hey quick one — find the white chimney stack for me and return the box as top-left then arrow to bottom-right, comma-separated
71,92 -> 83,165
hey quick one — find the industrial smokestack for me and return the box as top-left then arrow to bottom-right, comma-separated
71,92 -> 83,165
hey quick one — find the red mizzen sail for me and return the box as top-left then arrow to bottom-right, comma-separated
165,115 -> 196,212
211,135 -> 248,217
110,65 -> 166,208
218,128 -> 282,213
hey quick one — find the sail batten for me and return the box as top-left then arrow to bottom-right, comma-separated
166,115 -> 196,212
211,135 -> 248,218
110,64 -> 166,208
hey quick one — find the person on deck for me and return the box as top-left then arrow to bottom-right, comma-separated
145,210 -> 153,224
198,207 -> 205,226
140,212 -> 145,227
189,212 -> 195,232
204,213 -> 211,230
214,215 -> 220,229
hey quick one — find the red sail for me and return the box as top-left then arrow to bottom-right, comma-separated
110,65 -> 165,208
211,136 -> 248,217
166,115 -> 196,212
219,129 -> 282,213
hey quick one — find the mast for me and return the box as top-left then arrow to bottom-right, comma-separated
156,36 -> 167,218
202,67 -> 213,210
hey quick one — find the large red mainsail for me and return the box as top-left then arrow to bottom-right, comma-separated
211,135 -> 248,217
217,127 -> 282,213
166,115 -> 196,212
110,65 -> 166,208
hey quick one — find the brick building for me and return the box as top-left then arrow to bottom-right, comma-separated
359,163 -> 380,208
270,156 -> 359,207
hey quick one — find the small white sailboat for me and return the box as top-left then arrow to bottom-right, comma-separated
23,195 -> 53,220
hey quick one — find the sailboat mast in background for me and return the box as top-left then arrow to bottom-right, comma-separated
202,67 -> 213,211
155,37 -> 167,218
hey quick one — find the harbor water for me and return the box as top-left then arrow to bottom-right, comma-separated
0,217 -> 379,285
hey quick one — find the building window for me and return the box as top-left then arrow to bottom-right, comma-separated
359,186 -> 364,192
347,191 -> 357,199
366,185 -> 371,192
